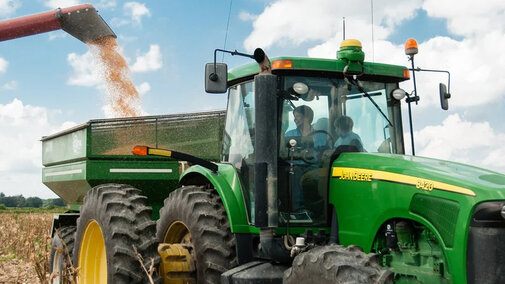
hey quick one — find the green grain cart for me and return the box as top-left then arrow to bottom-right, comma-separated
44,39 -> 505,284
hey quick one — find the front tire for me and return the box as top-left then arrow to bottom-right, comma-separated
73,184 -> 160,283
157,185 -> 237,284
283,244 -> 393,284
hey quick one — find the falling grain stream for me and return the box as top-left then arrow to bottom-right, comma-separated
87,36 -> 142,118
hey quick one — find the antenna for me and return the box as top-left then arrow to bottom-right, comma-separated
343,17 -> 346,40
371,0 -> 375,62
222,0 -> 233,62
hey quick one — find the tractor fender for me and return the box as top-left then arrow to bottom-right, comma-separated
180,164 -> 251,234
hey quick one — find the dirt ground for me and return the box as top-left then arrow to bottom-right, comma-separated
0,213 -> 53,283
0,260 -> 37,283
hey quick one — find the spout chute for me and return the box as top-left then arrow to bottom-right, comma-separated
0,4 -> 116,43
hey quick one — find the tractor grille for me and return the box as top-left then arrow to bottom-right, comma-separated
409,194 -> 460,247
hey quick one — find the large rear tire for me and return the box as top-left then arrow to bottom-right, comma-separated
283,244 -> 394,284
157,185 -> 237,284
49,226 -> 76,283
73,184 -> 160,283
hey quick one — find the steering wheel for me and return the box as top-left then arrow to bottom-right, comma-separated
298,130 -> 335,163
307,130 -> 335,147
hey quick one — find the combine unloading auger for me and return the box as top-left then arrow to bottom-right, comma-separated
0,4 -> 115,43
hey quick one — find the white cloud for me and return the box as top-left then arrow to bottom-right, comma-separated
44,0 -> 79,9
0,0 -> 20,18
124,2 -> 150,25
0,57 -> 8,73
137,82 -> 150,96
0,99 -> 76,198
423,0 -> 505,37
2,80 -> 17,90
414,114 -> 505,173
48,31 -> 67,41
243,0 -> 421,51
238,11 -> 257,22
131,44 -> 162,73
66,50 -> 103,87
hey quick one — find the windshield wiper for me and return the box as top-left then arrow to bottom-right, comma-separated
347,78 -> 393,127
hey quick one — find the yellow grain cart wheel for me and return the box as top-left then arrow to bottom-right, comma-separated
73,184 -> 161,283
156,185 -> 237,284
49,226 -> 76,283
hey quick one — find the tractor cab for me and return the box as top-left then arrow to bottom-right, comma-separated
277,75 -> 405,225
218,40 -> 409,228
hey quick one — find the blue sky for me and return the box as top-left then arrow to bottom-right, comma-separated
1,0 -> 504,198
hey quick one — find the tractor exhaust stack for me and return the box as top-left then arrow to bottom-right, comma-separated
0,4 -> 115,43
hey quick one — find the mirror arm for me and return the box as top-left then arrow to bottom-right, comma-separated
211,49 -> 255,81
409,67 -> 451,94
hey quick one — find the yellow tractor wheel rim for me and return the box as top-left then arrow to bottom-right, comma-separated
78,220 -> 107,283
164,221 -> 191,244
160,221 -> 196,283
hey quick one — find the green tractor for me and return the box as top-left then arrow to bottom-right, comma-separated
43,39 -> 505,283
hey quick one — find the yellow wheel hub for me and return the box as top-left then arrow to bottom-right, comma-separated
164,221 -> 191,244
159,221 -> 196,283
78,220 -> 107,283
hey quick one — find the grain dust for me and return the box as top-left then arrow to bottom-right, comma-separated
88,36 -> 142,118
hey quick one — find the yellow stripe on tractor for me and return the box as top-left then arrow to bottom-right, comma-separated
332,167 -> 476,196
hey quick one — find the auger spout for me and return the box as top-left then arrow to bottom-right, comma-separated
0,3 -> 115,43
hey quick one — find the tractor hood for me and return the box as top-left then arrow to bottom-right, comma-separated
333,152 -> 505,200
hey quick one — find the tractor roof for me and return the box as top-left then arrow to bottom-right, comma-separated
228,56 -> 410,84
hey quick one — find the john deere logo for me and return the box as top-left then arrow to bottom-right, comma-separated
338,169 -> 372,182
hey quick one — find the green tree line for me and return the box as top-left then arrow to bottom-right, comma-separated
0,192 -> 66,208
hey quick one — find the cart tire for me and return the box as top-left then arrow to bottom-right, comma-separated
157,185 -> 237,284
73,184 -> 161,283
283,244 -> 394,284
49,226 -> 76,283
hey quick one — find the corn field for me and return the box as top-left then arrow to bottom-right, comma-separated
0,213 -> 53,283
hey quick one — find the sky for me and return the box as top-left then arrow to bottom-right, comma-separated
0,0 -> 504,198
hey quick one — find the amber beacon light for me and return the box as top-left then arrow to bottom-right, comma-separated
404,38 -> 418,57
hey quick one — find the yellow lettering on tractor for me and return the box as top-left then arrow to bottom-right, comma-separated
337,169 -> 373,182
332,167 -> 475,196
416,179 -> 434,191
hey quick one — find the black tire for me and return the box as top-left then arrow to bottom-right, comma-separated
73,184 -> 161,284
157,185 -> 237,284
49,226 -> 76,283
283,244 -> 394,284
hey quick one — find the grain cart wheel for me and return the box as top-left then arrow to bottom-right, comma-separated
49,226 -> 76,283
73,184 -> 161,284
156,185 -> 237,284
283,244 -> 394,284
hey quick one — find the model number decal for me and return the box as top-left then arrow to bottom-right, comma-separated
416,179 -> 434,191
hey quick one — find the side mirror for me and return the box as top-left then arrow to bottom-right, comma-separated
439,83 -> 451,110
205,63 -> 228,93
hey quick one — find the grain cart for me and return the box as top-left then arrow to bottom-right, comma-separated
43,39 -> 505,284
